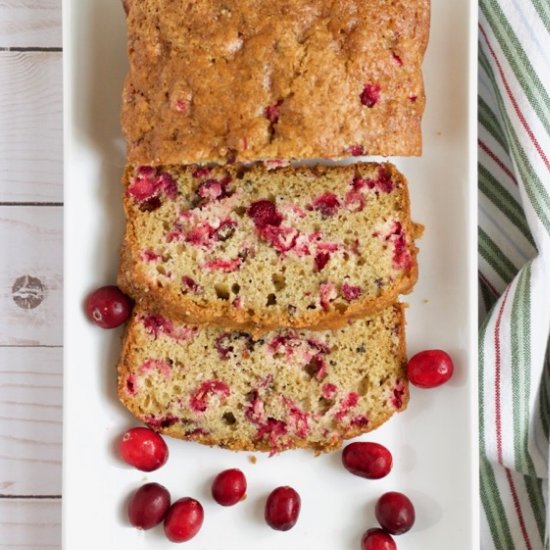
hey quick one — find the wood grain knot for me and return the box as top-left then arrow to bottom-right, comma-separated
12,275 -> 46,310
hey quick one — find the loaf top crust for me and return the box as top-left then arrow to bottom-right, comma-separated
122,0 -> 430,165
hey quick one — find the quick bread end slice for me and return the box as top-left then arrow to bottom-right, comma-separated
121,0 -> 430,164
117,304 -> 409,453
118,162 -> 420,332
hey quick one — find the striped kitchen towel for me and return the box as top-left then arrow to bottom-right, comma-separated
478,0 -> 550,549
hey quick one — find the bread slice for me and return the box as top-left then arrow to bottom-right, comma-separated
118,162 -> 420,333
121,0 -> 430,165
117,304 -> 408,453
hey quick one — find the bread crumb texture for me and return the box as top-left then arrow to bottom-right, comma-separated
118,304 -> 408,453
122,0 -> 430,164
118,162 -> 419,332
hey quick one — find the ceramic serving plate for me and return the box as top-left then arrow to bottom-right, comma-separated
63,0 -> 478,548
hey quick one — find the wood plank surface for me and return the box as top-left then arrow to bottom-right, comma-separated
0,1 -> 62,48
0,347 -> 62,495
0,3 -> 64,549
0,52 -> 62,203
0,499 -> 61,549
0,206 -> 62,346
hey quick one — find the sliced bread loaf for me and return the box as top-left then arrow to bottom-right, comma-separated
118,162 -> 420,332
117,304 -> 408,453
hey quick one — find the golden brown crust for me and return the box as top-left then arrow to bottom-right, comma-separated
119,271 -> 416,337
116,304 -> 409,453
121,0 -> 430,165
117,162 -> 420,335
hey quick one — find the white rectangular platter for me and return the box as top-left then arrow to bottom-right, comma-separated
63,1 -> 478,548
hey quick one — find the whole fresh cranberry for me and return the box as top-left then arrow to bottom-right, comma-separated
342,442 -> 392,479
84,285 -> 132,328
212,469 -> 247,506
375,491 -> 415,535
361,528 -> 397,550
265,486 -> 301,531
407,349 -> 454,388
118,427 -> 169,472
128,482 -> 171,530
163,498 -> 204,543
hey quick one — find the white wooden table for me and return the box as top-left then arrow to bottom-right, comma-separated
0,1 -> 63,548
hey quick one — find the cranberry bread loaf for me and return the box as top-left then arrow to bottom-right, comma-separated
121,0 -> 430,165
118,163 -> 420,332
117,304 -> 408,453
